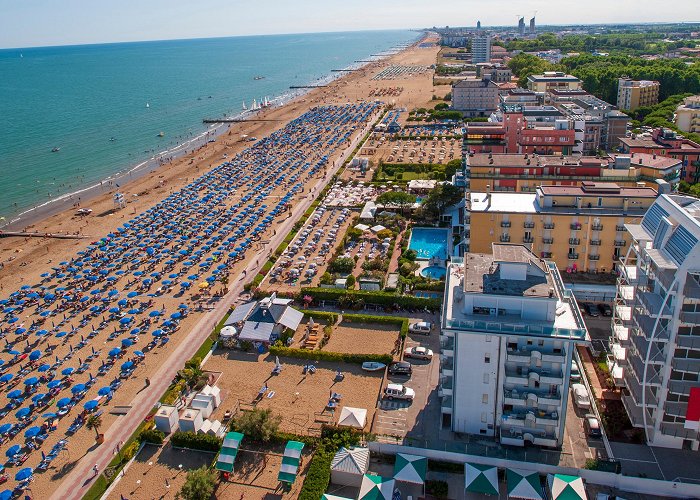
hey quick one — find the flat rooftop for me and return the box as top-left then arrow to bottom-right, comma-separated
469,153 -> 609,168
469,191 -> 537,213
463,247 -> 551,297
538,183 -> 658,198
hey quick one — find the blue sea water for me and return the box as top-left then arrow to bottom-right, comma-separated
0,30 -> 417,222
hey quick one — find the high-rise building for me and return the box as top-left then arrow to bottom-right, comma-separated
451,77 -> 500,118
612,194 -> 700,449
617,77 -> 660,111
477,20 -> 481,30
529,17 -> 536,34
675,95 -> 700,134
472,35 -> 492,64
440,244 -> 589,446
518,17 -> 526,35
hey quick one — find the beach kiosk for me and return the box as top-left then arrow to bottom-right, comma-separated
337,407 -> 367,429
358,474 -> 395,500
216,431 -> 244,473
178,409 -> 203,433
465,462 -> 499,496
547,474 -> 587,500
278,440 -> 304,486
190,395 -> 214,419
154,405 -> 179,434
507,468 -> 543,499
330,446 -> 369,487
200,385 -> 222,407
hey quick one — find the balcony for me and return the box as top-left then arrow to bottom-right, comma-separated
500,433 -> 559,447
637,290 -> 673,318
616,225 -> 626,232
503,389 -> 561,407
568,238 -> 580,245
570,223 -> 582,230
524,221 -> 535,228
440,336 -> 455,351
502,409 -> 560,428
440,356 -> 454,372
544,223 -> 555,230
592,224 -> 604,231
541,252 -> 552,258
589,254 -> 600,261
680,311 -> 700,324
677,334 -> 700,349
440,375 -> 453,391
567,253 -> 579,260
542,237 -> 553,245
590,240 -> 601,246
501,221 -> 512,228
500,235 -> 511,242
614,240 -> 627,247
441,395 -> 453,412
523,237 -> 534,244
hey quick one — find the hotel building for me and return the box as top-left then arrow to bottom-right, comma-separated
617,77 -> 660,111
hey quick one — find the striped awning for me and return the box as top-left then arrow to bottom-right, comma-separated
215,431 -> 244,472
278,440 -> 304,483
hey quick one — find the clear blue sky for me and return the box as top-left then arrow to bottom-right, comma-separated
0,0 -> 694,49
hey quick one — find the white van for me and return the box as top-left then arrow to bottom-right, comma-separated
408,321 -> 432,335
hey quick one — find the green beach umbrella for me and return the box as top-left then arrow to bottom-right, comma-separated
359,474 -> 395,500
277,440 -> 304,484
215,431 -> 243,473
393,453 -> 427,485
465,462 -> 499,495
547,474 -> 586,500
506,468 -> 543,499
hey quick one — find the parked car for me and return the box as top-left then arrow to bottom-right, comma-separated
403,346 -> 433,360
384,383 -> 415,401
582,303 -> 600,317
570,359 -> 581,382
584,414 -> 602,438
571,383 -> 591,410
408,321 -> 432,335
388,361 -> 412,376
598,303 -> 613,317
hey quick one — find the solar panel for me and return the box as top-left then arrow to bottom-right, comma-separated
665,226 -> 697,265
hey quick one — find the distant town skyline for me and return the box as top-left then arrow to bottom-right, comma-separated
0,0 -> 697,49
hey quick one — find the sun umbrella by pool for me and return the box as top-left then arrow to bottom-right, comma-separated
56,398 -> 71,408
24,427 -> 41,439
14,467 -> 33,481
108,348 -> 121,357
61,367 -> 74,376
7,390 -> 22,400
5,445 -> 21,458
97,386 -> 112,396
83,400 -> 98,411
24,377 -> 39,386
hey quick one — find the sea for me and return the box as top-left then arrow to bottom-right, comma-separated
0,30 -> 418,224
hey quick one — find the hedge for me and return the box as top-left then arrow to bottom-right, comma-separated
304,310 -> 338,323
139,428 -> 165,445
269,345 -> 392,365
171,431 -> 222,452
299,287 -> 441,309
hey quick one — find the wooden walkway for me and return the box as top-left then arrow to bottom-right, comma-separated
0,231 -> 87,240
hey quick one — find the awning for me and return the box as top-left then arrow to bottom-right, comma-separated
278,441 -> 304,484
359,474 -> 395,500
337,407 -> 367,429
507,468 -> 542,499
238,321 -> 274,342
465,462 -> 498,495
215,431 -> 243,472
393,453 -> 427,485
278,306 -> 304,331
225,302 -> 256,325
547,474 -> 586,500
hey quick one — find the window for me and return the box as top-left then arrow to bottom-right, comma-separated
485,335 -> 492,342
481,412 -> 487,423
483,373 -> 489,384
537,340 -> 544,346
597,197 -> 603,207
482,394 -> 489,404
484,355 -> 491,363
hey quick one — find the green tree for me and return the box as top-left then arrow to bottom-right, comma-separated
376,191 -> 417,214
178,466 -> 217,500
329,257 -> 355,274
233,408 -> 281,442
422,183 -> 464,219
86,414 -> 102,439
345,274 -> 356,289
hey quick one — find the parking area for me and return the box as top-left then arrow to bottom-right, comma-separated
372,325 -> 440,441
563,385 -> 608,467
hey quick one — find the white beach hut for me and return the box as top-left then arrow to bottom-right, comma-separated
191,395 -> 214,418
330,446 -> 369,487
178,408 -> 203,433
200,385 -> 222,407
154,405 -> 179,434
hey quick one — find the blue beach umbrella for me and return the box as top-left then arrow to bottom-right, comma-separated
24,377 -> 39,386
29,350 -> 42,361
56,398 -> 71,408
127,292 -> 139,298
47,380 -> 62,389
120,361 -> 134,371
15,407 -> 31,419
31,393 -> 46,403
5,445 -> 21,458
134,350 -> 145,358
0,424 -> 12,435
42,412 -> 57,419
7,390 -> 22,399
71,384 -> 86,395
108,347 -> 121,357
83,400 -> 98,411
97,386 -> 112,396
121,338 -> 134,347
61,367 -> 74,376
14,467 -> 33,481
24,427 -> 41,439
119,317 -> 133,325
148,310 -> 161,318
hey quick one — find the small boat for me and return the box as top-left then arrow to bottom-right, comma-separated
51,147 -> 60,153
361,361 -> 386,372
145,102 -> 150,108
157,132 -> 164,138
254,75 -> 265,80
109,137 -> 116,142
242,101 -> 247,111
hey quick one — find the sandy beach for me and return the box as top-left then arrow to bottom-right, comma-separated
0,36 -> 440,499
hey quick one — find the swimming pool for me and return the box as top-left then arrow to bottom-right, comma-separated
420,265 -> 447,279
408,227 -> 449,260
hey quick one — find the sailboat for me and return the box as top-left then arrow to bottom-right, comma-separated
146,102 -> 150,108
251,99 -> 259,111
242,101 -> 248,111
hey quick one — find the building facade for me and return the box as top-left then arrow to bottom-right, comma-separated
617,77 -> 660,111
675,95 -> 700,134
527,72 -> 583,94
440,244 -> 588,447
452,77 -> 500,117
619,128 -> 700,183
472,35 -> 492,64
612,194 -> 700,449
465,182 -> 660,273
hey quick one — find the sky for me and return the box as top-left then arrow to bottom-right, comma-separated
0,0 -> 696,49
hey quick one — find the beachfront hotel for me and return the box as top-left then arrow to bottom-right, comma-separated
611,194 -> 700,450
439,244 -> 589,447
464,182 -> 662,274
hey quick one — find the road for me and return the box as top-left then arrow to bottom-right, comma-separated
50,112 -> 378,500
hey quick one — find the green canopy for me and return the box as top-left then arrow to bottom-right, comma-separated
507,468 -> 542,499
465,462 -> 498,496
215,431 -> 244,472
548,474 -> 586,500
393,453 -> 427,485
359,474 -> 395,500
321,495 -> 353,500
278,440 -> 305,484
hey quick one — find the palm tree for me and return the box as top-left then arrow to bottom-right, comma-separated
86,414 -> 102,439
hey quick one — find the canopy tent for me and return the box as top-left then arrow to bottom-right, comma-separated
393,453 -> 427,485
507,468 -> 543,499
359,474 -> 395,500
321,495 -> 353,500
278,441 -> 304,484
337,407 -> 367,429
547,474 -> 586,500
354,223 -> 370,232
215,431 -> 243,472
370,225 -> 386,234
465,462 -> 499,496
331,446 -> 369,487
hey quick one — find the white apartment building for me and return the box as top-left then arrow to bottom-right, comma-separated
612,194 -> 700,449
440,244 -> 589,447
472,35 -> 492,64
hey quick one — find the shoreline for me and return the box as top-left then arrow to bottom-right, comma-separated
1,40 -> 415,232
